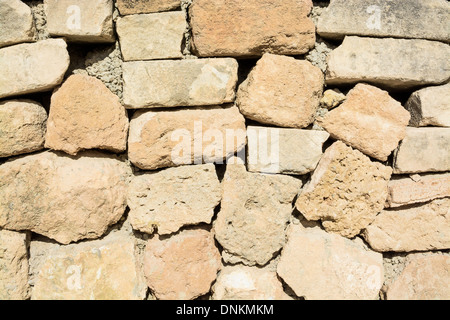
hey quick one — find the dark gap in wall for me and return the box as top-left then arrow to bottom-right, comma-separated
237,58 -> 258,88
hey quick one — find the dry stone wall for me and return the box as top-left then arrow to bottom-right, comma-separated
0,0 -> 449,300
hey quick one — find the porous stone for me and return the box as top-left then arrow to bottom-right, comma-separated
128,107 -> 246,170
214,163 -> 302,266
363,198 -> 450,252
320,89 -> 346,110
123,58 -> 238,108
143,229 -> 221,300
385,254 -> 450,300
128,164 -> 221,235
0,229 -> 30,300
277,224 -> 384,300
405,83 -> 450,127
247,126 -> 329,175
326,37 -> 450,90
237,54 -> 324,128
212,265 -> 291,300
44,0 -> 115,43
319,83 -> 410,161
317,0 -> 450,43
0,100 -> 47,158
117,12 -> 186,61
45,74 -> 129,156
0,39 -> 70,98
30,230 -> 147,300
393,127 -> 450,173
0,151 -> 130,244
386,173 -> 450,208
29,1 -> 49,41
295,141 -> 392,238
116,0 -> 180,15
0,0 -> 36,48
189,0 -> 315,57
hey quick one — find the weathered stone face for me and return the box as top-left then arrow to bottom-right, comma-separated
189,0 -> 315,57
0,151 -> 131,244
277,224 -> 384,300
0,100 -> 47,158
0,39 -> 70,99
45,74 -> 129,156
0,0 -> 36,48
143,229 -> 221,300
116,0 -> 181,15
237,53 -> 323,128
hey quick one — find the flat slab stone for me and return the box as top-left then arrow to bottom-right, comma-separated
116,0 -> 180,15
0,0 -> 36,48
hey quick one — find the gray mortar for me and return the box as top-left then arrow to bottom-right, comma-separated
181,0 -> 197,59
27,1 -> 50,41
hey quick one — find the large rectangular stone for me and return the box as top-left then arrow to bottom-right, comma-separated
326,37 -> 450,90
0,0 -> 36,48
393,127 -> 450,173
116,0 -> 180,15
317,0 -> 450,43
123,58 -> 238,108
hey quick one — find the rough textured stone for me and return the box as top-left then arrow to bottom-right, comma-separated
247,126 -> 329,175
190,0 -> 315,57
393,127 -> 450,173
405,83 -> 450,127
296,141 -> 392,238
0,151 -> 130,244
128,107 -> 246,170
30,230 -> 146,300
44,0 -> 115,43
277,224 -> 383,300
0,229 -> 30,300
214,163 -> 302,266
237,54 -> 323,128
0,39 -> 70,99
363,198 -> 450,252
116,0 -> 180,15
317,0 -> 450,43
326,37 -> 450,90
123,58 -> 238,108
320,89 -> 346,110
45,74 -> 129,156
319,84 -> 410,161
212,265 -> 291,300
385,254 -> 450,300
0,100 -> 47,158
0,0 -> 36,48
386,173 -> 450,208
128,164 -> 221,235
117,12 -> 185,61
143,229 -> 221,300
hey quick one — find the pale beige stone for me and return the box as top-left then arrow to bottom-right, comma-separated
296,141 -> 392,238
319,84 -> 410,161
128,164 -> 221,235
237,54 -> 323,128
0,39 -> 70,99
0,229 -> 30,300
0,100 -> 47,158
405,83 -> 450,127
385,254 -> 450,300
320,89 -> 346,110
30,230 -> 147,300
317,0 -> 450,43
0,0 -> 36,48
117,12 -> 185,61
123,58 -> 238,108
277,224 -> 383,300
128,107 -> 246,170
326,37 -> 450,90
189,0 -> 315,57
363,198 -> 450,252
386,173 -> 450,208
143,229 -> 221,300
247,126 -> 329,175
45,74 -> 129,156
44,0 -> 115,43
214,163 -> 302,266
0,151 -> 130,244
116,0 -> 180,15
393,127 -> 450,173
212,265 -> 291,300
